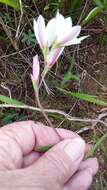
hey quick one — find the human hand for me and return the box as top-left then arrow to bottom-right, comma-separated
0,121 -> 98,190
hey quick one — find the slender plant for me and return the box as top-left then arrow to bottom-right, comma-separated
1,11 -> 107,151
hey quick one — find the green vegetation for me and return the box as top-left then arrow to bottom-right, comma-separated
0,0 -> 20,10
82,0 -> 107,25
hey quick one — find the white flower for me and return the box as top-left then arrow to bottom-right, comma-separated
34,11 -> 88,49
55,11 -> 88,46
34,15 -> 56,49
34,11 -> 88,68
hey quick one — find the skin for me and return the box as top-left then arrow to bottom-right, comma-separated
0,120 -> 98,190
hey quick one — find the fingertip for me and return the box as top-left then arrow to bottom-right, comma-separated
64,138 -> 86,162
65,169 -> 93,190
79,157 -> 99,176
87,158 -> 99,176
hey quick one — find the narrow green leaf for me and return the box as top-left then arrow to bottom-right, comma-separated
0,0 -> 20,10
58,88 -> 107,106
0,95 -> 24,105
86,132 -> 107,158
82,7 -> 102,25
35,145 -> 52,153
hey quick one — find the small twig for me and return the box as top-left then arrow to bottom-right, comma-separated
39,73 -> 46,89
0,104 -> 107,127
35,90 -> 53,127
77,0 -> 89,24
39,71 -> 52,94
15,0 -> 23,39
43,80 -> 53,95
0,46 -> 32,59
0,17 -> 18,50
58,101 -> 78,128
100,107 -> 107,112
92,112 -> 107,128
1,83 -> 12,98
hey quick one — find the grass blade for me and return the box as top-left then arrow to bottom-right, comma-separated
82,7 -> 101,25
58,88 -> 107,106
0,95 -> 24,105
86,132 -> 107,158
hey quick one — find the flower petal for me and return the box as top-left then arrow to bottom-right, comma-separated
34,19 -> 41,46
46,18 -> 56,47
65,17 -> 72,28
46,47 -> 64,66
37,15 -> 47,48
59,25 -> 81,45
55,11 -> 67,41
63,35 -> 89,46
32,55 -> 40,83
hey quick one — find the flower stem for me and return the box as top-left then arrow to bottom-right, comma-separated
35,89 -> 62,141
35,89 -> 52,127
39,66 -> 49,89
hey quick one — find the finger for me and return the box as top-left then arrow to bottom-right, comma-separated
0,121 -> 79,170
23,152 -> 41,167
23,146 -> 94,169
23,144 -> 91,168
0,121 -> 36,169
23,142 -> 90,168
56,129 -> 92,155
64,169 -> 93,190
0,121 -> 79,156
0,121 -> 36,155
79,157 -> 99,175
64,157 -> 99,190
33,123 -> 79,147
29,137 -> 86,186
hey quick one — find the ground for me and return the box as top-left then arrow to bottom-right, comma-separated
0,1 -> 107,189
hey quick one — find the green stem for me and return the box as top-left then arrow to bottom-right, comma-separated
39,66 -> 49,89
35,88 -> 62,141
35,89 -> 53,127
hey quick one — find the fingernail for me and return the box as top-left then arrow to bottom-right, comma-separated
64,138 -> 85,162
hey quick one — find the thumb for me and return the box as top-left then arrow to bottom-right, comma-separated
31,137 -> 86,186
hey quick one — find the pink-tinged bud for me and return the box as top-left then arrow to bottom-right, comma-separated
32,55 -> 40,84
46,47 -> 64,67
